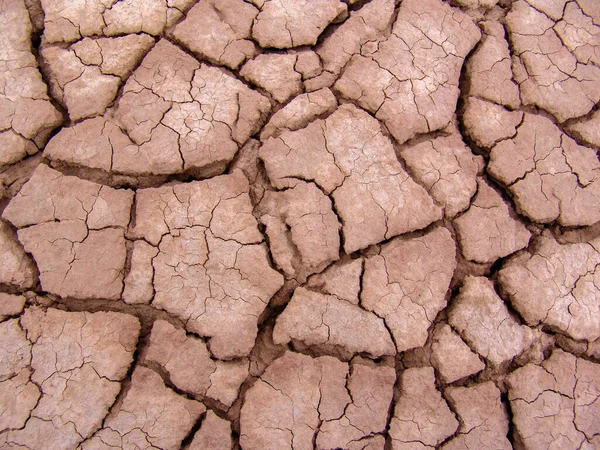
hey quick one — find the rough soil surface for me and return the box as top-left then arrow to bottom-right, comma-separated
1,0 -> 599,449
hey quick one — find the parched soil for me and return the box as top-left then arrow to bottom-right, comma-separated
0,0 -> 599,449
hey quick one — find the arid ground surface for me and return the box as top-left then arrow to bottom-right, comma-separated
0,0 -> 599,448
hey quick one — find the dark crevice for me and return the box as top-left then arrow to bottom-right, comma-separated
179,412 -> 205,449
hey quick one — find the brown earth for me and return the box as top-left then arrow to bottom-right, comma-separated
0,0 -> 599,449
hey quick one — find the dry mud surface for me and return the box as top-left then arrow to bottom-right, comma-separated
0,0 -> 600,449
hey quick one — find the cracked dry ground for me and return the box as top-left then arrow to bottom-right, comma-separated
1,0 -> 600,449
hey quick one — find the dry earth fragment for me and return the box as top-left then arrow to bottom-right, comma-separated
334,0 -> 481,144
44,117 -> 134,172
129,170 -> 283,358
46,39 -> 271,177
0,293 -> 26,320
316,358 -> 395,449
256,181 -> 340,281
489,113 -> 600,226
0,366 -> 39,433
295,51 -> 322,81
260,104 -> 442,253
525,0 -> 568,20
0,220 -> 36,289
554,1 -> 600,67
273,286 -> 395,358
0,318 -> 30,382
81,366 -> 205,450
2,164 -> 133,299
465,21 -> 520,109
145,320 -> 248,406
307,257 -> 363,305
240,351 -> 349,450
567,108 -> 600,147
390,366 -> 459,449
122,240 -> 158,305
441,382 -> 512,450
464,29 -> 524,155
399,132 -> 483,218
431,324 -> 485,384
5,0 -> 600,444
252,0 -> 347,48
240,351 -> 394,450
0,0 -> 62,167
40,34 -> 154,121
507,349 -> 600,449
577,0 -> 600,26
507,0 -> 600,122
40,0 -> 195,43
189,410 -> 233,450
0,318 -> 38,433
104,0 -> 195,36
499,232 -> 600,341
260,88 -> 337,140
454,178 -> 531,264
240,53 -> 302,103
114,39 -> 270,176
207,359 -> 251,408
362,227 -> 456,352
449,276 -> 534,366
1,307 -> 139,449
462,97 -> 523,149
317,0 -> 395,78
172,0 -> 258,70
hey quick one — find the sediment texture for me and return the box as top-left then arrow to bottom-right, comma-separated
1,0 -> 599,448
